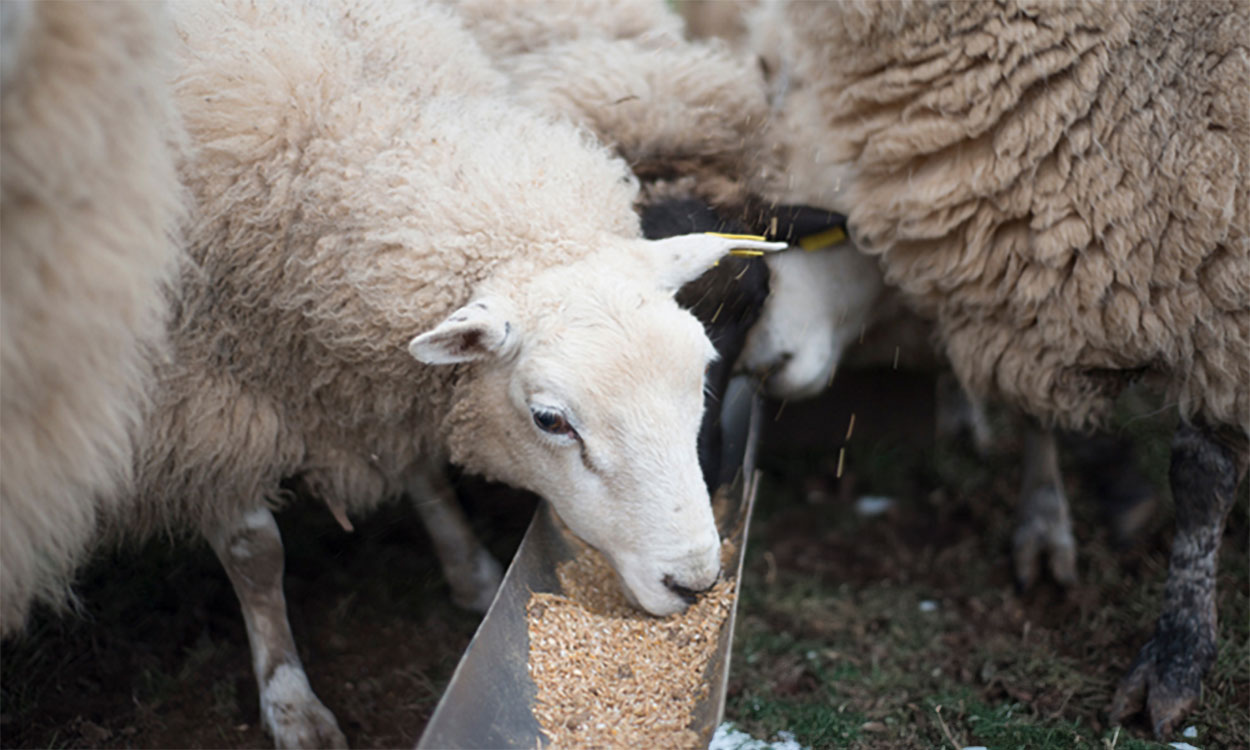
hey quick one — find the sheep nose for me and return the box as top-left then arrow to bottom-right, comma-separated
662,574 -> 715,605
751,350 -> 791,380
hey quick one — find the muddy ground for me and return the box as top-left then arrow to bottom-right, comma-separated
1,368 -> 1246,749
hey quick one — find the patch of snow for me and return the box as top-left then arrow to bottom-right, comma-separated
855,495 -> 895,516
1169,743 -> 1200,750
710,722 -> 809,750
774,731 -> 803,750
919,600 -> 938,613
1182,726 -> 1198,739
961,746 -> 989,750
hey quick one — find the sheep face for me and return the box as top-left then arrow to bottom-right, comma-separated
411,233 -> 784,616
740,244 -> 884,398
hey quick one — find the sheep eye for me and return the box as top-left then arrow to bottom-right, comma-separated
532,409 -> 575,438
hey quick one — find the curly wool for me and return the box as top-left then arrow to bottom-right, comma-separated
764,0 -> 1249,431
0,1 -> 186,634
123,0 -> 642,539
505,35 -> 781,217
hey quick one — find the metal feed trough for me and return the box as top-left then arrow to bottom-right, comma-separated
418,378 -> 763,749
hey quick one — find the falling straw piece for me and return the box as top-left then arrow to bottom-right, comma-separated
845,413 -> 856,441
892,346 -> 900,370
836,447 -> 846,478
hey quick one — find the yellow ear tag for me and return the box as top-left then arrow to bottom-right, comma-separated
705,232 -> 769,242
705,232 -> 770,267
798,226 -> 848,251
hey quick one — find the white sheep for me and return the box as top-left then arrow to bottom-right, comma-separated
744,0 -> 1249,737
407,0 -> 792,608
118,1 -> 782,746
0,1 -> 185,636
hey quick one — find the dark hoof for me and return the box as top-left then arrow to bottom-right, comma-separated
1109,627 -> 1214,739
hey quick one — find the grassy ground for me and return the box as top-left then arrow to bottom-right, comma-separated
1,371 -> 1245,749
725,374 -> 1249,750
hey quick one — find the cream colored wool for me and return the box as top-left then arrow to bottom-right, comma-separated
122,0 -> 646,538
451,0 -> 685,59
757,0 -> 1249,432
505,35 -> 781,215
452,0 -> 784,220
0,1 -> 186,634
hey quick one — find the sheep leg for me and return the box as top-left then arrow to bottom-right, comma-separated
1012,425 -> 1077,590
207,508 -> 347,750
934,371 -> 995,456
1108,421 -> 1247,738
407,465 -> 503,613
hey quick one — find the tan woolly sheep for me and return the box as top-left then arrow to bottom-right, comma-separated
0,1 -> 185,636
748,0 -> 1249,737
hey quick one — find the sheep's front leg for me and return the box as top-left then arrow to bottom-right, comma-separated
407,464 -> 503,613
207,508 -> 347,749
1013,426 -> 1077,589
1109,421 -> 1247,738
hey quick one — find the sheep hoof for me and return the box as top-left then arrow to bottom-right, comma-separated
262,665 -> 348,749
1109,621 -> 1214,740
1012,485 -> 1077,590
267,700 -> 347,750
449,547 -> 504,614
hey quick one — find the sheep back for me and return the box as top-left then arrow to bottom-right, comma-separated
775,0 -> 1249,431
504,34 -> 783,218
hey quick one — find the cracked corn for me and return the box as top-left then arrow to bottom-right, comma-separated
526,547 -> 735,749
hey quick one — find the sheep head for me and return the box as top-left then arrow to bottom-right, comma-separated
409,232 -> 781,616
741,239 -> 884,400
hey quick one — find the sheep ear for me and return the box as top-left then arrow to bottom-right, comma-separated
646,233 -> 787,293
408,297 -> 517,365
